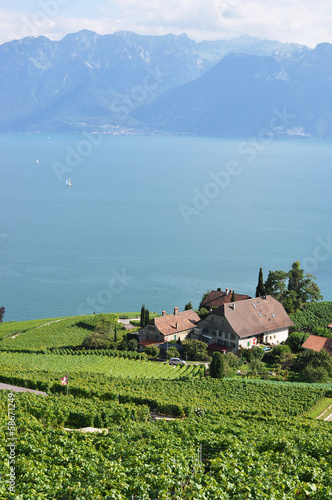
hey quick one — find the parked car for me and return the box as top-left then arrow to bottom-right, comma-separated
169,358 -> 186,365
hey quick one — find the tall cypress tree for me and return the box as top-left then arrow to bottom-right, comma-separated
210,352 -> 224,379
140,304 -> 145,328
231,290 -> 236,302
256,268 -> 265,297
145,308 -> 150,326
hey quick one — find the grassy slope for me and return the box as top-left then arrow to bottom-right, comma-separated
0,313 -> 123,350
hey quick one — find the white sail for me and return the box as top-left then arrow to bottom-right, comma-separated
66,178 -> 73,187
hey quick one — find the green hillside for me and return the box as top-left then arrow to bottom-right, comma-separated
0,313 -> 121,350
290,301 -> 332,330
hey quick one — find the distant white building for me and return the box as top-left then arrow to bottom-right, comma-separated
194,295 -> 294,353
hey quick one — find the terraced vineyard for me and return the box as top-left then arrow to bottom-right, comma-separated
1,312 -> 332,498
291,301 -> 332,330
0,352 -> 202,379
0,376 -> 332,499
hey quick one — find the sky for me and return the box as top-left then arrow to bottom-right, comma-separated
1,0 -> 332,47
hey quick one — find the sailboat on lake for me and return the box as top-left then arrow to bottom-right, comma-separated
66,178 -> 72,187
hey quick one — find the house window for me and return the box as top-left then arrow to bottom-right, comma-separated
247,341 -> 250,347
174,335 -> 177,340
231,334 -> 236,340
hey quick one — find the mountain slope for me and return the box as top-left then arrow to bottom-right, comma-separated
0,30 -> 305,133
134,44 -> 332,138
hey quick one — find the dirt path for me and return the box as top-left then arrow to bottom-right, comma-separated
323,403 -> 332,421
64,427 -> 108,433
0,383 -> 48,396
316,401 -> 332,421
36,319 -> 68,329
9,318 -> 68,339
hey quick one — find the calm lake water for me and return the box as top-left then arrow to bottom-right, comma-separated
1,134 -> 331,322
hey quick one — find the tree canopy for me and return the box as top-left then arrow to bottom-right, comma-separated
0,307 -> 4,323
182,339 -> 209,361
264,261 -> 322,313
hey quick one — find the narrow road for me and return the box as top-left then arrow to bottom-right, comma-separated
0,383 -> 48,396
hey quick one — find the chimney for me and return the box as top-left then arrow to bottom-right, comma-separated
232,303 -> 236,310
162,311 -> 166,316
230,290 -> 232,295
174,307 -> 179,316
226,288 -> 229,295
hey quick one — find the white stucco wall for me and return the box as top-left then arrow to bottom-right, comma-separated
238,328 -> 289,349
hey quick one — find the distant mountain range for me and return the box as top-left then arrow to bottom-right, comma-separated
1,30 -> 332,138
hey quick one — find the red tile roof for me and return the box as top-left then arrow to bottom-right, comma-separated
207,343 -> 232,353
150,309 -> 200,336
203,290 -> 251,308
210,296 -> 294,339
328,324 -> 332,329
301,335 -> 332,355
138,339 -> 161,346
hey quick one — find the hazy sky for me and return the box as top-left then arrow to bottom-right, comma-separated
1,0 -> 331,47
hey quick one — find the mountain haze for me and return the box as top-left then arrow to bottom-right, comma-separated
135,43 -> 332,138
0,30 -> 306,134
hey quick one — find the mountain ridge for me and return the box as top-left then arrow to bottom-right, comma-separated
1,30 -> 331,136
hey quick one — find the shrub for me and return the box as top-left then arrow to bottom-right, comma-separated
82,333 -> 111,350
302,364 -> 329,383
166,346 -> 180,360
286,331 -> 309,353
144,345 -> 160,358
127,339 -> 138,352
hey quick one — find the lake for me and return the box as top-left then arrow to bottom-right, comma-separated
1,134 -> 331,322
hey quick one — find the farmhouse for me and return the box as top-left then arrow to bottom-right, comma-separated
202,288 -> 251,310
301,335 -> 332,355
194,295 -> 294,353
138,307 -> 200,351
